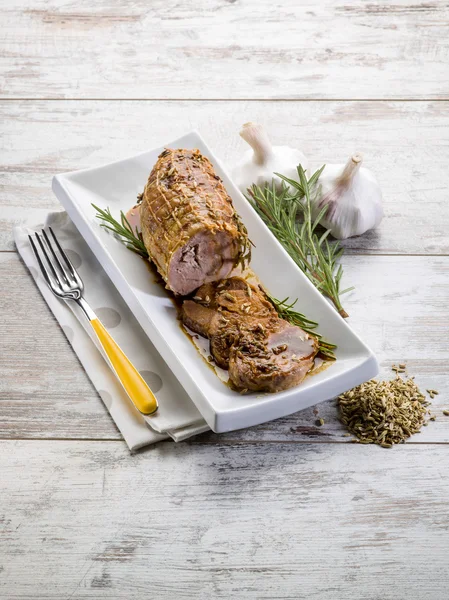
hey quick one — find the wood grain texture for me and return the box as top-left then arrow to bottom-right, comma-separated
1,100 -> 449,253
1,0 -> 449,99
2,2 -> 449,595
1,440 -> 448,599
2,251 -> 448,442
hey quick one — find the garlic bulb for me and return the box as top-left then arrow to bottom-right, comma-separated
312,154 -> 384,240
232,122 -> 309,193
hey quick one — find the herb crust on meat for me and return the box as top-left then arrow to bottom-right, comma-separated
182,277 -> 319,393
140,148 -> 251,295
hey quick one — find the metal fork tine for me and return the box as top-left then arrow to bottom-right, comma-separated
42,229 -> 70,285
48,226 -> 83,288
28,234 -> 53,289
34,231 -> 62,285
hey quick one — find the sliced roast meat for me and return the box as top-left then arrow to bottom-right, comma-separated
168,229 -> 237,296
191,277 -> 276,319
181,299 -> 241,368
209,315 -> 244,369
140,148 -> 249,295
182,276 -> 278,369
181,277 -> 319,392
228,319 -> 318,392
181,300 -> 219,339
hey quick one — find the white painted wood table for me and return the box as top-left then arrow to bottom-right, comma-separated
1,2 -> 449,598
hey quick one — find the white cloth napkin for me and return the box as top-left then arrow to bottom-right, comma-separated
13,212 -> 210,451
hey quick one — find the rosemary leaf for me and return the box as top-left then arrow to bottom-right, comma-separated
92,204 -> 149,259
340,286 -> 356,295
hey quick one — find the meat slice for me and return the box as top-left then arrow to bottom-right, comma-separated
181,277 -> 319,392
181,300 -> 219,339
140,148 -> 249,295
182,277 -> 277,369
181,299 -> 241,368
191,277 -> 276,319
229,319 -> 317,392
209,315 -> 244,369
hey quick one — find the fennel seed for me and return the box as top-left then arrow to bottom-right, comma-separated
338,372 -> 432,447
272,345 -> 285,355
256,323 -> 266,334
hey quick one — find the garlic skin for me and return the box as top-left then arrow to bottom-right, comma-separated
232,122 -> 309,193
312,154 -> 384,240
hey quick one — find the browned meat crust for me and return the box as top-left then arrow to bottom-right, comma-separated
181,277 -> 319,393
228,319 -> 317,393
140,148 -> 250,295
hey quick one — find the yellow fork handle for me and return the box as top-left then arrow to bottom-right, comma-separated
90,318 -> 158,415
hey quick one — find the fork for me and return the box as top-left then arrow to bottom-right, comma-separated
29,227 -> 158,416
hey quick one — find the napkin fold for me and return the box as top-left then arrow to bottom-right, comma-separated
14,212 -> 210,451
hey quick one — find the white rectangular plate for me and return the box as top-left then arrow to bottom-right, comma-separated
53,131 -> 378,433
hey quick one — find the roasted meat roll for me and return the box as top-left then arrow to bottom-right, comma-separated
140,148 -> 250,295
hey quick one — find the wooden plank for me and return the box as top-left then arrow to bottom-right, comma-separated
0,253 -> 121,440
1,100 -> 449,253
2,252 -> 448,442
1,440 -> 448,599
1,0 -> 448,99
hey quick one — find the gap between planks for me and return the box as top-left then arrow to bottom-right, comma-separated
1,98 -> 449,102
3,437 -> 449,446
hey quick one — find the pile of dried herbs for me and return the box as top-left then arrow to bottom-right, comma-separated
338,369 -> 433,448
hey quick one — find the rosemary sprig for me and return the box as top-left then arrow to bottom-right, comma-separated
92,204 -> 149,259
247,165 -> 353,318
268,295 -> 337,360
